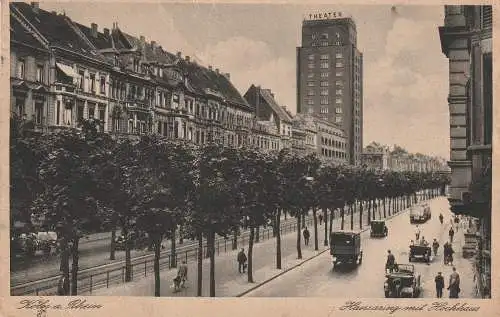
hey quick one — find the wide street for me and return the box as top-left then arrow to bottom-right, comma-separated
244,197 -> 477,298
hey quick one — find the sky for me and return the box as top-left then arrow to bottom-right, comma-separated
39,2 -> 450,159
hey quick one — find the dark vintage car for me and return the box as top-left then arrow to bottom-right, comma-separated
370,220 -> 388,238
409,244 -> 432,263
384,264 -> 422,298
330,230 -> 363,268
410,203 -> 431,224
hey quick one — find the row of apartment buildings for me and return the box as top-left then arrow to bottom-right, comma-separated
10,2 -> 348,165
360,142 -> 448,172
439,5 -> 492,298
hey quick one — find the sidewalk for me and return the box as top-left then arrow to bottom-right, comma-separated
89,207 -> 375,297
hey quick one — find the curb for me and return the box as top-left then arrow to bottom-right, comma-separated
235,198 -> 432,297
236,247 -> 330,297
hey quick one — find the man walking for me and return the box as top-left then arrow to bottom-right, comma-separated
448,267 -> 461,298
449,227 -> 455,243
303,227 -> 310,246
415,225 -> 421,241
386,250 -> 396,273
434,272 -> 445,298
237,248 -> 247,273
319,214 -> 324,226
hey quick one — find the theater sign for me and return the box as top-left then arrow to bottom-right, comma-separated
304,11 -> 349,20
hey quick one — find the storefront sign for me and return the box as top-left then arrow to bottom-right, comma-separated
305,12 -> 345,20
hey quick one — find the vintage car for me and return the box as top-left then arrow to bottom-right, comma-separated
410,203 -> 431,224
370,220 -> 388,238
409,244 -> 432,263
330,230 -> 363,268
384,264 -> 422,298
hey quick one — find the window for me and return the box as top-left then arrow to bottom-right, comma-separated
307,81 -> 315,87
307,99 -> 314,105
172,94 -> 179,108
336,80 -> 343,86
320,107 -> 328,114
320,97 -> 329,105
88,104 -> 95,119
17,59 -> 25,79
321,33 -> 329,39
320,81 -> 329,87
307,89 -> 315,96
320,62 -> 329,69
335,53 -> 343,58
336,89 -> 343,95
308,63 -> 315,69
336,62 -> 343,68
90,74 -> 96,93
308,54 -> 314,61
320,54 -> 329,60
335,117 -> 342,123
321,41 -> 328,46
320,89 -> 329,96
481,5 -> 492,29
335,107 -> 342,114
308,73 -> 314,79
99,107 -> 105,123
78,70 -> 85,90
336,71 -> 343,76
36,65 -> 44,83
77,103 -> 84,122
56,101 -> 60,125
35,102 -> 43,125
100,76 -> 106,95
320,72 -> 329,78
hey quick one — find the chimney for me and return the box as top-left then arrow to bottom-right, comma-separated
224,73 -> 230,80
103,28 -> 110,37
91,23 -> 98,38
31,2 -> 39,13
185,55 -> 190,62
215,68 -> 219,74
139,36 -> 145,43
176,51 -> 182,58
208,65 -> 213,71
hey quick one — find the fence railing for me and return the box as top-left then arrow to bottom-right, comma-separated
11,216 -> 313,296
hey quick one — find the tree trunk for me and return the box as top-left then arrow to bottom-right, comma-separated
360,200 -> 364,229
110,226 -> 116,261
284,211 -> 287,220
209,231 -> 216,297
329,208 -> 335,235
350,204 -> 354,230
276,209 -> 282,269
248,225 -> 255,283
296,214 -> 302,259
255,226 -> 260,243
378,199 -> 382,219
154,235 -> 161,297
341,207 -> 345,230
197,233 -> 203,297
70,237 -> 79,295
323,208 -> 328,246
367,200 -> 372,223
59,237 -> 70,295
232,228 -> 238,250
124,227 -> 132,282
313,208 -> 318,251
170,227 -> 177,268
179,224 -> 184,245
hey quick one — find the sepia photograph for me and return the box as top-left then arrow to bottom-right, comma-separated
8,1 -> 492,301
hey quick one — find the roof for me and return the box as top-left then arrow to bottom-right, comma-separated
75,22 -> 112,50
259,88 -> 293,123
330,230 -> 361,236
12,3 -> 107,62
10,14 -> 46,51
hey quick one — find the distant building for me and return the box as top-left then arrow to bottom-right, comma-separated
296,12 -> 363,165
361,143 -> 390,170
439,5 -> 492,298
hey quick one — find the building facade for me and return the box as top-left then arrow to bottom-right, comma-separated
297,12 -> 363,165
10,2 -> 280,154
439,5 -> 492,298
244,85 -> 293,150
361,143 -> 390,170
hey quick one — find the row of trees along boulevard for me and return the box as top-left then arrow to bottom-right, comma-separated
11,117 -> 450,297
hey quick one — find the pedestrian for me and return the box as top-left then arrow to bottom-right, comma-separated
319,214 -> 323,226
386,250 -> 396,273
432,239 -> 439,256
449,227 -> 455,243
448,267 -> 461,298
435,272 -> 445,298
303,227 -> 310,246
415,225 -> 421,241
177,260 -> 188,288
237,248 -> 247,273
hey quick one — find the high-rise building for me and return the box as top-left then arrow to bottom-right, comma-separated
296,12 -> 363,165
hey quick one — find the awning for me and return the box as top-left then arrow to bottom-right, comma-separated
56,62 -> 78,78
